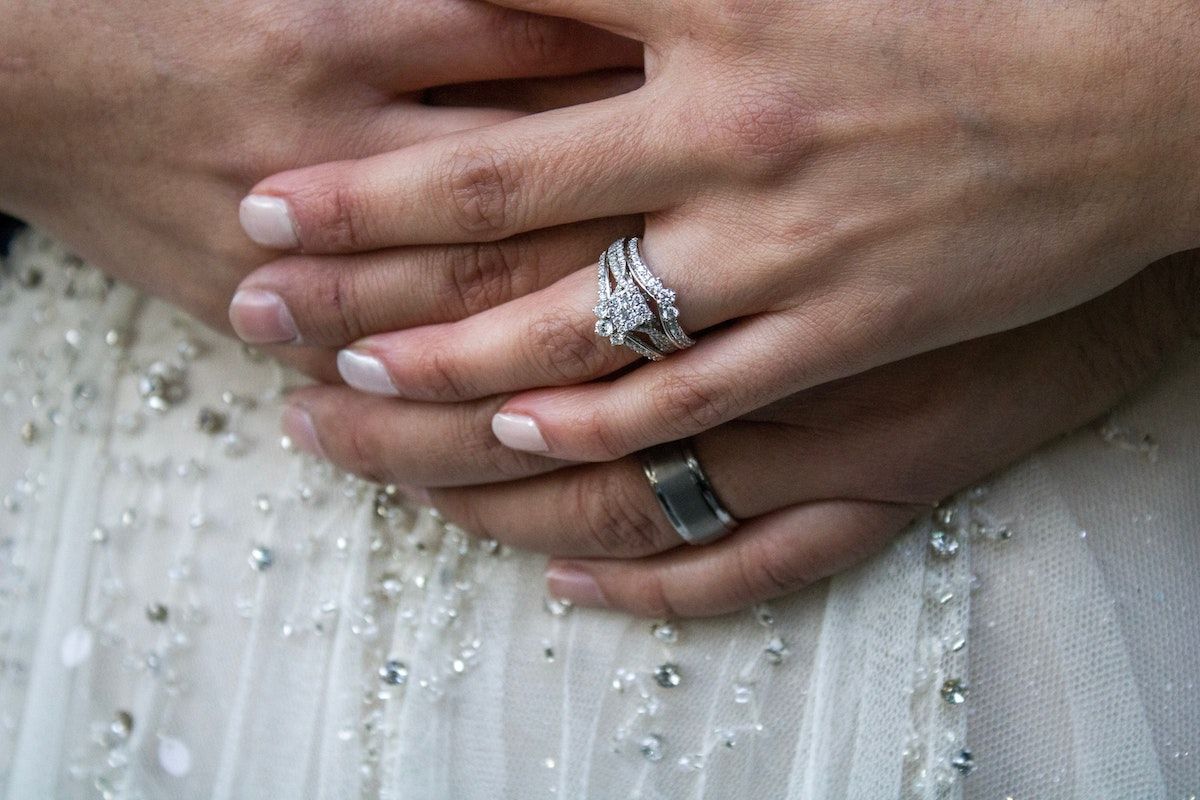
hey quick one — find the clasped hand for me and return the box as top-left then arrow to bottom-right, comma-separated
226,0 -> 1200,615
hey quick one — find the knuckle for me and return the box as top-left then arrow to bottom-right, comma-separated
527,312 -> 610,384
570,405 -> 634,462
707,87 -> 819,179
324,266 -> 368,343
302,173 -> 369,251
738,536 -> 809,599
441,145 -> 523,238
341,420 -> 388,485
624,573 -> 678,619
410,344 -> 473,400
445,242 -> 518,317
575,467 -> 670,557
459,403 -> 549,480
652,373 -> 732,438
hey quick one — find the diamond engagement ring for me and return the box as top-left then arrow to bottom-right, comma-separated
593,237 -> 693,361
641,440 -> 738,545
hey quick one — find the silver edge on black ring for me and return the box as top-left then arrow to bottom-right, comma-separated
641,440 -> 738,545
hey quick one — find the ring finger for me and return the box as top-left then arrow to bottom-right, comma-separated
328,221 -> 771,403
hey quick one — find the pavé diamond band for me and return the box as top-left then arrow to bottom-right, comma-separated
641,440 -> 738,545
593,237 -> 693,361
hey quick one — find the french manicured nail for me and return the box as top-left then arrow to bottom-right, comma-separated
229,289 -> 299,344
281,405 -> 324,458
337,349 -> 399,396
545,565 -> 608,608
492,412 -> 549,453
239,195 -> 300,249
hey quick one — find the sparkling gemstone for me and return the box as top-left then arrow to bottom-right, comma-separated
950,748 -> 976,775
754,604 -> 776,627
650,622 -> 678,644
940,678 -> 968,705
379,659 -> 409,686
638,734 -> 664,762
661,305 -> 680,321
137,361 -> 188,412
196,407 -> 227,434
764,635 -> 790,664
109,710 -> 134,743
90,525 -> 110,544
733,680 -> 755,704
145,603 -> 169,623
929,529 -> 960,559
254,494 -> 272,514
595,319 -> 614,337
654,663 -> 682,688
248,545 -> 274,571
544,597 -> 573,617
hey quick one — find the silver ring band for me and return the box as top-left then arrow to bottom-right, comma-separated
641,440 -> 738,545
593,237 -> 693,361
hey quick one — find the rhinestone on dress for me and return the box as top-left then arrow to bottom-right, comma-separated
650,621 -> 678,644
248,545 -> 274,571
764,636 -> 790,665
654,663 -> 682,688
638,734 -> 665,762
950,748 -> 976,775
196,407 -> 227,434
379,659 -> 409,686
940,678 -> 968,705
137,361 -> 188,412
929,529 -> 961,559
145,603 -> 169,624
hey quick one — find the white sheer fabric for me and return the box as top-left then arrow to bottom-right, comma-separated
0,230 -> 1195,799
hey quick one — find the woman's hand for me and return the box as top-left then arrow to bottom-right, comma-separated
277,253 -> 1199,616
240,0 -> 1200,453
0,0 -> 638,373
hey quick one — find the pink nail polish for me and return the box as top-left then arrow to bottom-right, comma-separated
282,405 -> 325,458
239,195 -> 300,249
491,412 -> 549,453
229,289 -> 299,344
545,565 -> 608,608
337,349 -> 399,396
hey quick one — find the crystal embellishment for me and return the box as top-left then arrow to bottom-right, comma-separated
638,734 -> 665,762
940,678 -> 968,705
950,748 -> 976,775
654,663 -> 682,688
929,529 -> 960,559
248,545 -> 274,571
379,659 -> 409,686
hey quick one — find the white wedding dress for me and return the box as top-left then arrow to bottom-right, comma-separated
0,229 -> 1195,800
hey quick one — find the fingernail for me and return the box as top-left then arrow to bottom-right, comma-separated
337,349 -> 399,396
545,564 -> 608,608
229,289 -> 299,344
239,194 -> 300,249
282,405 -> 325,458
492,412 -> 548,453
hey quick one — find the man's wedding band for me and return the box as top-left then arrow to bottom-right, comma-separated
593,237 -> 693,361
641,440 -> 738,545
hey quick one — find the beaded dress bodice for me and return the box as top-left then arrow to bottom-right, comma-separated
0,230 -> 1196,800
